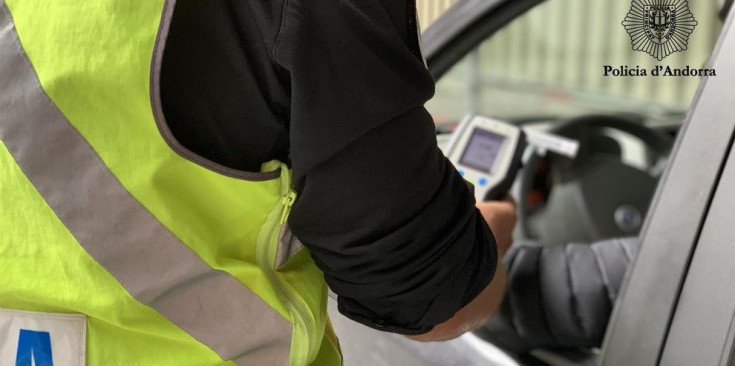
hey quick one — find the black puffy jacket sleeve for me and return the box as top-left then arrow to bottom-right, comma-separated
478,238 -> 639,353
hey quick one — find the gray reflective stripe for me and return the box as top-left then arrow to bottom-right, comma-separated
0,4 -> 291,365
277,224 -> 306,269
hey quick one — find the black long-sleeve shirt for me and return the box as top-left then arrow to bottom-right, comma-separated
160,0 -> 497,334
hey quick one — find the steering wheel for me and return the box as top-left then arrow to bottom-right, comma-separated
519,115 -> 673,246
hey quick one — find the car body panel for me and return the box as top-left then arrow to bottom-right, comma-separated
422,0 -> 544,79
601,9 -> 735,366
660,144 -> 735,365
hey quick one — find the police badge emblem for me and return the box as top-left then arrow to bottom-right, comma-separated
623,0 -> 698,61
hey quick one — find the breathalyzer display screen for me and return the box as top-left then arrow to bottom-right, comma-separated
460,128 -> 506,173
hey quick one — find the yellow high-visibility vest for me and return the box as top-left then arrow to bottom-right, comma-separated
0,1 -> 340,364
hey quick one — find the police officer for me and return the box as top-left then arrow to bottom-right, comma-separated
0,0 -> 513,365
160,0 -> 516,343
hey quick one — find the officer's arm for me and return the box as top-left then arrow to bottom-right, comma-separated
274,0 -> 506,335
409,200 -> 515,341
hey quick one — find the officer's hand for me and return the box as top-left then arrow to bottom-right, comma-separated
476,196 -> 517,256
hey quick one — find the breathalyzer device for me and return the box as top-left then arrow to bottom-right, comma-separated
445,115 -> 526,202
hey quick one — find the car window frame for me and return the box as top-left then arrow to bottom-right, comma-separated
422,0 -> 544,80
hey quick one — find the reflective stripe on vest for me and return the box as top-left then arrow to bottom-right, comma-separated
0,4 -> 292,365
1,0 -> 342,364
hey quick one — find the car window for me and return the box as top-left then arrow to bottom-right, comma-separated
426,0 -> 722,127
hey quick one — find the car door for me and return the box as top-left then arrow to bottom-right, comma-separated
601,10 -> 735,365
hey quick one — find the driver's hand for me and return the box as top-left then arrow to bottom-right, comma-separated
477,196 -> 517,256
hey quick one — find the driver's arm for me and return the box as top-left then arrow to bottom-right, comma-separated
479,238 -> 639,352
277,0 -> 512,336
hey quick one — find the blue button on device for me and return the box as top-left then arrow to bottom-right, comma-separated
478,177 -> 488,187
